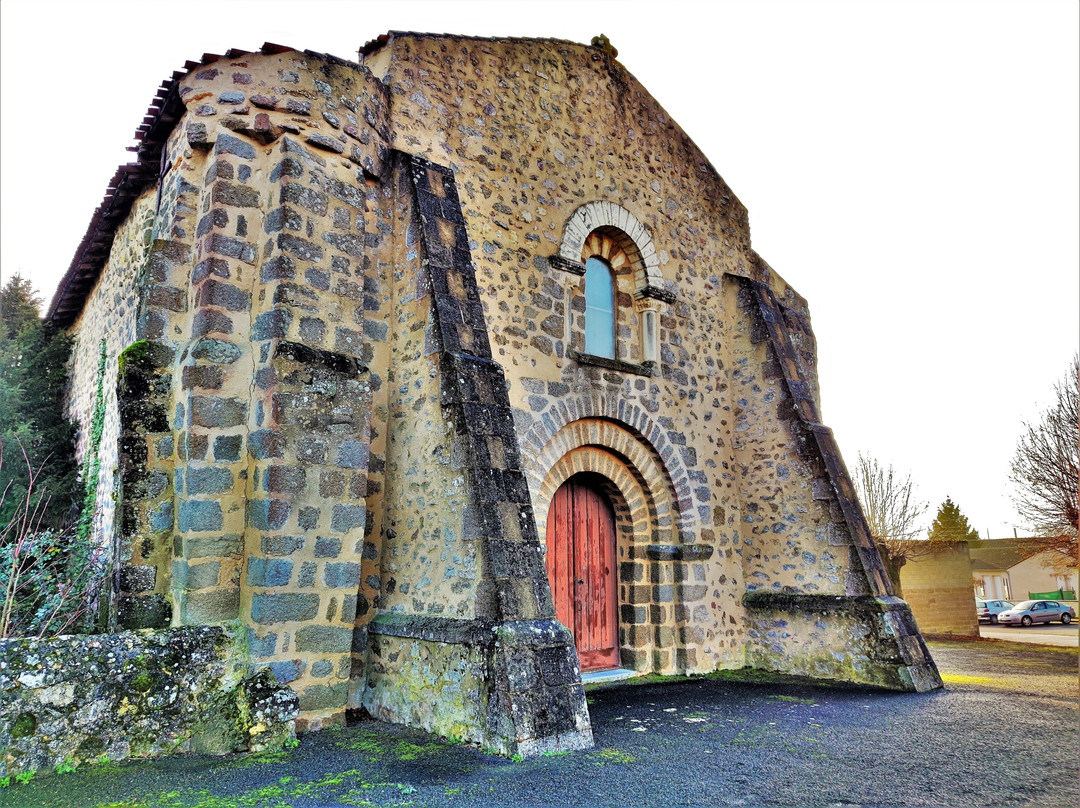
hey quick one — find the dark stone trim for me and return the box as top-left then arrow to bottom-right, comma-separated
743,591 -> 909,616
273,340 -> 367,377
568,349 -> 655,377
549,255 -> 586,275
367,613 -> 494,645
634,284 -> 676,304
645,544 -> 715,561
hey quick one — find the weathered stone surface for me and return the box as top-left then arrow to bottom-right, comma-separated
0,627 -> 297,779
251,593 -> 319,625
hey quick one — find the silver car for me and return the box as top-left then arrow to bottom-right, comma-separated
975,598 -> 1014,624
997,600 -> 1075,627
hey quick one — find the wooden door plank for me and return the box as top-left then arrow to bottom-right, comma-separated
573,481 -> 589,646
555,485 -> 570,629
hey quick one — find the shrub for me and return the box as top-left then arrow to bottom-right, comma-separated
0,446 -> 106,638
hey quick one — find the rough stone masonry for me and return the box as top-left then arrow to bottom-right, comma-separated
44,33 -> 941,757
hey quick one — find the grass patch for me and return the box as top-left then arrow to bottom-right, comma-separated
588,747 -> 636,765
768,694 -> 817,705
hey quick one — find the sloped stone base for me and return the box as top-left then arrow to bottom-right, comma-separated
360,614 -> 592,756
743,592 -> 943,692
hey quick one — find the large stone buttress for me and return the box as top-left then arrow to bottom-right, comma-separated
358,155 -> 592,755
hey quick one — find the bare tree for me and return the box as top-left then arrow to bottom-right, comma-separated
853,453 -> 930,588
1010,354 -> 1079,568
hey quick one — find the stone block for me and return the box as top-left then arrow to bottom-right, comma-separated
214,132 -> 256,160
181,588 -> 241,623
262,534 -> 305,556
214,434 -> 243,461
178,500 -> 223,532
119,565 -> 157,594
333,440 -> 368,469
297,562 -> 317,588
250,593 -> 319,625
196,279 -> 251,312
298,682 -> 348,712
247,629 -> 279,658
190,396 -> 247,428
268,659 -> 304,685
265,465 -> 306,494
182,365 -> 225,390
298,507 -> 320,530
294,625 -> 353,653
330,504 -> 366,533
296,438 -> 328,464
117,595 -> 172,629
247,558 -> 294,588
323,562 -> 361,588
248,429 -> 285,459
191,337 -> 242,364
314,537 -> 342,558
252,308 -> 293,340
172,560 -> 221,590
185,533 -> 244,559
186,466 -> 234,494
248,499 -> 292,531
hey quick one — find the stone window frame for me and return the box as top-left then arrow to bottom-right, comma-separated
551,201 -> 675,376
583,255 -> 616,359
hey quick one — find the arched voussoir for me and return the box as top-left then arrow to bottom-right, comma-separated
558,201 -> 663,291
520,395 -> 697,540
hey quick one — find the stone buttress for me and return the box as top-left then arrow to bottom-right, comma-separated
358,155 -> 592,755
728,274 -> 941,691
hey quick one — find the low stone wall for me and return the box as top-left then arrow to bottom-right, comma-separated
0,626 -> 297,779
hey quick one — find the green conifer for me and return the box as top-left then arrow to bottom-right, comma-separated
0,274 -> 79,530
927,496 -> 980,543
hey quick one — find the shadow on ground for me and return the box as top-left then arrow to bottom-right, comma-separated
6,640 -> 1078,808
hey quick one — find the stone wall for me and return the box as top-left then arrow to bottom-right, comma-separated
364,33 -> 932,686
105,50 -> 394,730
899,542 -> 979,636
0,626 -> 297,779
65,190 -> 154,558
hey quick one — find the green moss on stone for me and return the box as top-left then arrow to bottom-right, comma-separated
11,712 -> 37,739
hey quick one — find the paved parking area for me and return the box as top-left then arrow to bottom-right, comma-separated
7,638 -> 1079,808
979,622 -> 1078,646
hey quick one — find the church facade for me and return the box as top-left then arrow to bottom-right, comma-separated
48,33 -> 940,756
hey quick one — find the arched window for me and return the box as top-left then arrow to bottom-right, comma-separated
584,257 -> 615,359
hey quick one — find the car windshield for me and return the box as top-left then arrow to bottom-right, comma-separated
1013,601 -> 1038,610
976,599 -> 987,606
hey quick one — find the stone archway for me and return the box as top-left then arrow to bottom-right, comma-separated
557,201 -> 664,292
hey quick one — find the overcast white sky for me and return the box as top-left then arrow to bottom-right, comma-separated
2,0 -> 1077,539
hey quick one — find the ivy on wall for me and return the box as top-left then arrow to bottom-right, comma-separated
76,341 -> 108,547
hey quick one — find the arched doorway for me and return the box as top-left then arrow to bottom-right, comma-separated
545,473 -> 619,671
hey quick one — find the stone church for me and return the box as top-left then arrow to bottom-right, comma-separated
47,33 -> 940,756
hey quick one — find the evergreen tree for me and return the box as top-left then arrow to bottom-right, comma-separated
0,274 -> 79,530
927,496 -> 980,543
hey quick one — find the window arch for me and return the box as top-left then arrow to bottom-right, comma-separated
554,202 -> 675,374
584,256 -> 616,359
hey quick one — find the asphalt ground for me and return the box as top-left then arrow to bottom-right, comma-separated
979,622 -> 1078,647
4,638 -> 1078,808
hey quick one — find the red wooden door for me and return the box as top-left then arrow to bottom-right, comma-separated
545,475 -> 619,671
